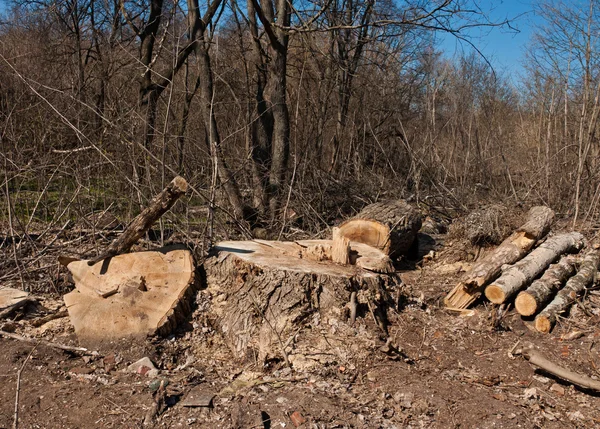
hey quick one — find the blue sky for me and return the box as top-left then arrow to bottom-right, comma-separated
440,0 -> 542,79
0,0 -> 539,77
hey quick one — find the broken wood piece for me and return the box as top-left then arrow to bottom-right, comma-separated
332,227 -> 350,265
204,239 -> 401,365
337,200 -> 422,259
521,344 -> 600,391
64,246 -> 196,344
444,206 -> 555,309
535,249 -> 600,333
515,256 -> 576,316
0,288 -> 35,319
87,176 -> 188,266
485,232 -> 584,304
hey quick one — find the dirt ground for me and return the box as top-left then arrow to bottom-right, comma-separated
2,230 -> 600,428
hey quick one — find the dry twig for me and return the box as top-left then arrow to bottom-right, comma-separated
13,346 -> 36,429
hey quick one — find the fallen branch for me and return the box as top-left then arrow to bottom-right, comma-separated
0,330 -> 97,356
30,309 -> 69,327
87,176 -> 188,266
521,344 -> 600,392
13,346 -> 36,429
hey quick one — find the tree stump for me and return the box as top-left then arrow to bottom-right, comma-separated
337,200 -> 422,259
204,240 -> 401,366
63,245 -> 197,344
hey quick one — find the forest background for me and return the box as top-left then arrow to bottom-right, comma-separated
1,0 -> 598,250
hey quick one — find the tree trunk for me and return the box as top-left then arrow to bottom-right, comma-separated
485,232 -> 584,304
87,176 -> 188,266
337,200 -> 422,259
535,249 -> 600,333
203,239 -> 401,366
444,206 -> 555,309
515,255 -> 576,316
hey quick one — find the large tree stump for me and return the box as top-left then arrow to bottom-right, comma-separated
515,256 -> 576,316
64,246 -> 197,344
204,240 -> 401,365
87,176 -> 188,266
337,200 -> 422,259
444,206 -> 555,309
535,249 -> 600,333
485,232 -> 584,304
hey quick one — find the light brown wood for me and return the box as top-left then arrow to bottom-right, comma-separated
64,246 -> 197,344
337,200 -> 422,259
444,206 -> 555,309
332,227 -> 350,265
535,249 -> 600,333
515,256 -> 576,316
204,239 -> 401,365
485,232 -> 584,304
0,288 -> 32,319
87,176 -> 188,266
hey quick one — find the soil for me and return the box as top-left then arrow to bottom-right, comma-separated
2,228 -> 600,428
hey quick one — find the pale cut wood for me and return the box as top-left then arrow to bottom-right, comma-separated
515,256 -> 576,316
87,176 -> 188,266
444,206 -> 555,309
338,200 -> 422,258
485,232 -> 584,304
0,288 -> 32,319
535,249 -> 600,333
64,246 -> 196,344
204,239 -> 401,364
332,227 -> 350,265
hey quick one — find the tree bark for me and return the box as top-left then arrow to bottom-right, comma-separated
444,206 -> 555,309
337,200 -> 422,259
535,249 -> 600,333
485,232 -> 584,304
87,176 -> 188,265
204,239 -> 401,365
515,255 -> 576,316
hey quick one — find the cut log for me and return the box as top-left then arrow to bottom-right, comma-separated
444,206 -> 555,309
64,246 -> 197,344
0,288 -> 34,319
204,239 -> 401,365
337,200 -> 422,259
535,249 -> 600,333
485,232 -> 584,304
515,256 -> 576,316
87,176 -> 188,266
332,227 -> 350,265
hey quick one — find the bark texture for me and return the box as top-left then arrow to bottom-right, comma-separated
338,200 -> 422,259
485,232 -> 584,304
535,249 -> 600,333
87,176 -> 187,266
515,256 -> 576,316
444,206 -> 555,309
204,240 -> 401,364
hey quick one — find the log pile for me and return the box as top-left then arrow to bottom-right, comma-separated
444,205 -> 599,333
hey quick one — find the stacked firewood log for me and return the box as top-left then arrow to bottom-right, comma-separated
445,206 -> 599,333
